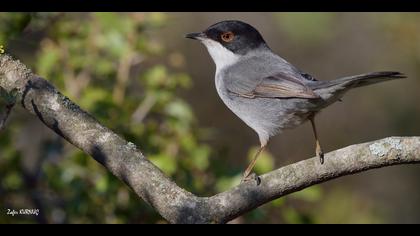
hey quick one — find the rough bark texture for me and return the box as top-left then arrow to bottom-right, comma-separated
1,54 -> 419,224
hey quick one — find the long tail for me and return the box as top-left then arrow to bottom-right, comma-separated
311,71 -> 406,101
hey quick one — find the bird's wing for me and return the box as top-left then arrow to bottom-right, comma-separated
226,72 -> 320,99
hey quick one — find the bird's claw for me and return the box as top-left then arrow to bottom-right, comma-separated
241,172 -> 261,186
318,150 -> 324,164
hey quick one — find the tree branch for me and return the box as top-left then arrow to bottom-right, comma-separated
1,54 -> 419,224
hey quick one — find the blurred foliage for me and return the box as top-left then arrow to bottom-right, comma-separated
274,13 -> 337,46
1,12 -> 415,223
0,13 -> 31,47
0,12 -> 212,223
311,188 -> 384,224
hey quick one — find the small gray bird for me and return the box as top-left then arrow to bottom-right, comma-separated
186,20 -> 405,183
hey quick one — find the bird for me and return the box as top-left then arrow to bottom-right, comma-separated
185,20 -> 406,183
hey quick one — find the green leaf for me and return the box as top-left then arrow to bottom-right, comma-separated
271,198 -> 285,207
215,174 -> 242,192
290,185 -> 323,202
282,207 -> 302,224
37,48 -> 60,76
164,99 -> 194,123
0,13 -> 32,44
98,13 -> 134,33
144,13 -> 167,28
149,153 -> 177,176
190,146 -> 210,171
79,87 -> 110,110
95,175 -> 109,193
97,31 -> 129,57
142,66 -> 168,88
3,172 -> 22,190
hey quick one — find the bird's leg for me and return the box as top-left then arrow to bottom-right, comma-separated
309,114 -> 324,164
241,145 -> 265,184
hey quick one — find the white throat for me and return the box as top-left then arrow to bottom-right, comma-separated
201,39 -> 239,73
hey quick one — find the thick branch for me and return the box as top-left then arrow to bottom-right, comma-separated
1,54 -> 419,224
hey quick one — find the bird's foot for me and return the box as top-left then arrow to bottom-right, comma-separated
241,172 -> 261,186
317,150 -> 324,164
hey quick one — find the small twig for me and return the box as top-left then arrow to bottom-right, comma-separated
131,93 -> 157,124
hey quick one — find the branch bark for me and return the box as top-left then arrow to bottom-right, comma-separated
1,54 -> 419,224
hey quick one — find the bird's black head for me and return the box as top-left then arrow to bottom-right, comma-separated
186,20 -> 268,55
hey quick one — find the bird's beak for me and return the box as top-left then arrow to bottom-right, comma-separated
185,32 -> 207,40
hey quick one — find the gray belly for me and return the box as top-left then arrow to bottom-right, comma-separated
224,94 -> 313,134
215,76 -> 322,140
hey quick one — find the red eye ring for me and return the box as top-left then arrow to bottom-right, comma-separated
221,32 -> 234,42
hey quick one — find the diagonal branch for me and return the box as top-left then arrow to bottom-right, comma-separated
1,54 -> 419,224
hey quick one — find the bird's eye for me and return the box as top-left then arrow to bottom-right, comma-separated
221,32 -> 234,42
